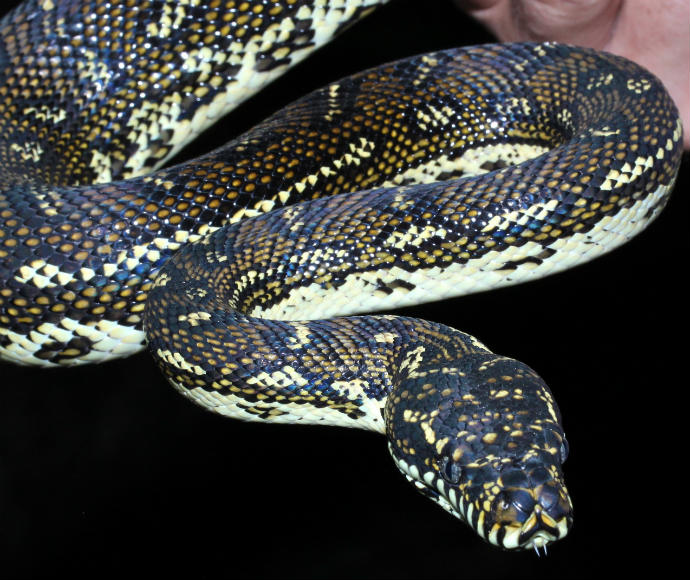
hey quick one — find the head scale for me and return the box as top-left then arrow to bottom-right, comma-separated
385,351 -> 573,550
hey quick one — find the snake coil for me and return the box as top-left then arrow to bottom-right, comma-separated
0,0 -> 683,551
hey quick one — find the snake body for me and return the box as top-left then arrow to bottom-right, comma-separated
0,0 -> 683,552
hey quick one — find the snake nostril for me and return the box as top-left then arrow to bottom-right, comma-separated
496,489 -> 535,520
498,491 -> 511,511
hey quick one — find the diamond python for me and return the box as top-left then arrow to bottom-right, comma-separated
0,0 -> 683,552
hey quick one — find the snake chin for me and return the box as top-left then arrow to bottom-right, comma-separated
385,351 -> 573,550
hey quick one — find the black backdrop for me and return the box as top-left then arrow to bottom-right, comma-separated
1,0 -> 687,577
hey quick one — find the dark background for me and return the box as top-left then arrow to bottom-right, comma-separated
1,0 -> 687,577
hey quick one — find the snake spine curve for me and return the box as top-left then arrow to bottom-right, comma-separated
0,0 -> 683,551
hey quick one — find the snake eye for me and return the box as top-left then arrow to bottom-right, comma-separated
559,437 -> 569,464
544,428 -> 569,464
440,455 -> 463,484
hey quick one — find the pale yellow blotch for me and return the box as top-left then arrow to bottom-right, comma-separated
157,348 -> 206,375
399,345 -> 425,377
177,311 -> 212,326
482,432 -> 497,444
420,420 -> 436,445
435,437 -> 449,455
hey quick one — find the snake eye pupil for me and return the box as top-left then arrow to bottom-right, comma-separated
441,456 -> 463,484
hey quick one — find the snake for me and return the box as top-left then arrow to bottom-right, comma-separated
0,0 -> 683,553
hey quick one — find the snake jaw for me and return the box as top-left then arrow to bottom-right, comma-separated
391,447 -> 573,550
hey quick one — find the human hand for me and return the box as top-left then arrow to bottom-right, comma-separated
456,0 -> 689,149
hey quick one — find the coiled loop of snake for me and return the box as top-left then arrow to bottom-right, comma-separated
0,0 -> 683,551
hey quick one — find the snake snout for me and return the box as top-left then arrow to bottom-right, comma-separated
493,476 -> 573,550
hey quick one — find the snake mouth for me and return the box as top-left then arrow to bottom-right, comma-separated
492,503 -> 572,552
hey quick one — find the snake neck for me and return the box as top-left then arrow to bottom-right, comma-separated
145,253 -> 490,432
145,235 -> 508,429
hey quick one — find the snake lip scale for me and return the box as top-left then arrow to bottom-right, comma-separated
0,0 -> 683,552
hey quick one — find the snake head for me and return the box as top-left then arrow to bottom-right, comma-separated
385,350 -> 573,551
